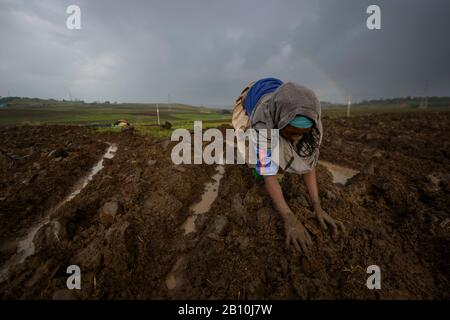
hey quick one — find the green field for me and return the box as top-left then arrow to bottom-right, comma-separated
0,98 -> 232,137
0,97 -> 448,138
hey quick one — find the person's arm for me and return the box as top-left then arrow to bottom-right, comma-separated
264,175 -> 312,252
303,167 -> 320,208
303,168 -> 346,235
263,175 -> 293,219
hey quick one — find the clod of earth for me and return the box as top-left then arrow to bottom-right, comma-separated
99,201 -> 120,226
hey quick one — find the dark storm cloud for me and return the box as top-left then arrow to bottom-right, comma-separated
0,0 -> 449,105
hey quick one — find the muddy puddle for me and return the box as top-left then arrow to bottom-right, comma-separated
318,160 -> 359,185
64,144 -> 117,203
181,165 -> 225,235
167,165 -> 225,290
0,144 -> 117,282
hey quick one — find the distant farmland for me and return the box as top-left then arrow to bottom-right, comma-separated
0,97 -> 449,137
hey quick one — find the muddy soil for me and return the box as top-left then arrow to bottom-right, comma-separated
0,111 -> 449,299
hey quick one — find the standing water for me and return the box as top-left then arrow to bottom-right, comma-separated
0,143 -> 117,283
166,165 -> 225,290
318,160 -> 359,185
181,165 -> 225,235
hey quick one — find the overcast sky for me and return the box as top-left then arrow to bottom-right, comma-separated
1,0 -> 449,105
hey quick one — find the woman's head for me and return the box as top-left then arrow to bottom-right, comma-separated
265,82 -> 321,130
250,82 -> 323,157
280,124 -> 309,143
280,115 -> 314,144
280,115 -> 320,157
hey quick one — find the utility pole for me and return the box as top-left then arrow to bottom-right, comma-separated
419,96 -> 428,110
419,81 -> 428,110
156,103 -> 161,125
168,93 -> 171,112
346,95 -> 352,117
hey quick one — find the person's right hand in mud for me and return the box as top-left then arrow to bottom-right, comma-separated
311,203 -> 346,237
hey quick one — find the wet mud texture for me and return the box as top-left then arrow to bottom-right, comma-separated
0,111 -> 449,299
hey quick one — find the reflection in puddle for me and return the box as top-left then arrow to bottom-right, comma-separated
318,160 -> 359,185
165,272 -> 177,290
182,215 -> 197,235
0,144 -> 117,283
165,256 -> 186,291
169,166 -> 225,290
65,144 -> 117,203
190,166 -> 225,215
181,165 -> 225,234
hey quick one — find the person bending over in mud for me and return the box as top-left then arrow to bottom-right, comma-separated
232,78 -> 345,254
